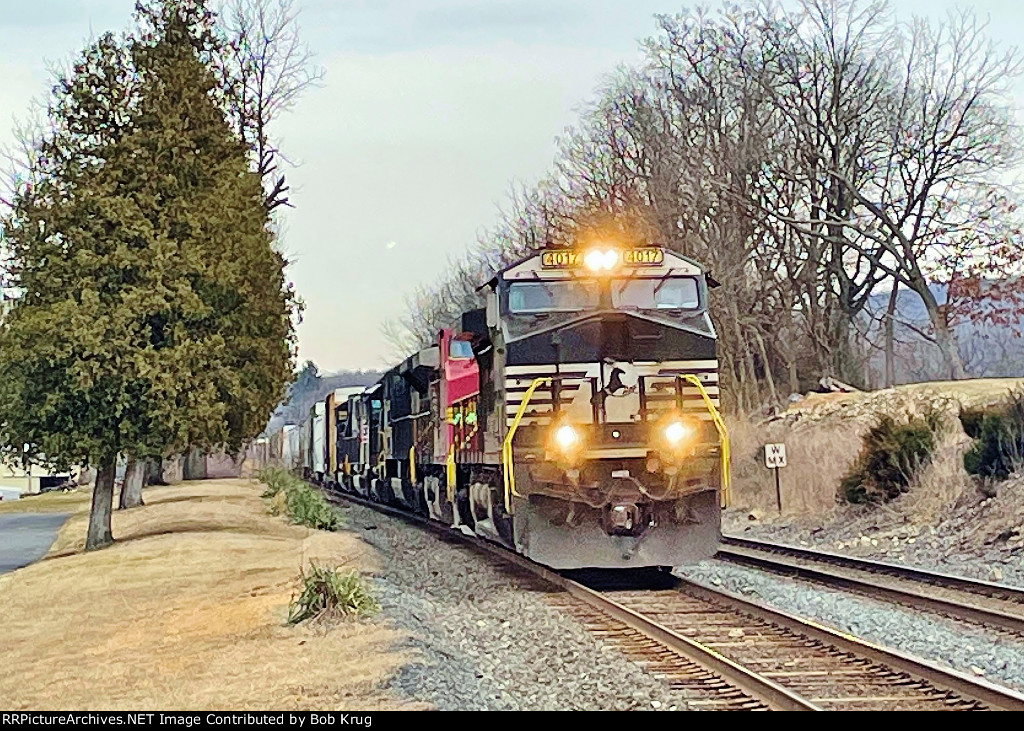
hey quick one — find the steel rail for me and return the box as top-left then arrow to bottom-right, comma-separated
719,535 -> 1024,634
721,535 -> 1024,601
468,537 -> 821,710
718,542 -> 1024,635
678,577 -> 1024,711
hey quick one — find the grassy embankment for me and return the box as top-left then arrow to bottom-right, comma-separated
0,488 -> 92,514
727,377 -> 1024,519
0,476 -> 422,710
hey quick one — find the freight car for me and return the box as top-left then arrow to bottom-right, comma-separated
299,243 -> 728,569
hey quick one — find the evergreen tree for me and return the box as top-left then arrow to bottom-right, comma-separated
0,0 -> 296,549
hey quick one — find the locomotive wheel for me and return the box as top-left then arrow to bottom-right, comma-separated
425,475 -> 454,525
415,483 -> 429,516
371,477 -> 393,504
494,498 -> 514,545
455,487 -> 475,531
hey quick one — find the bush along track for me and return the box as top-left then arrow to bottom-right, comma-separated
289,561 -> 379,624
258,466 -> 342,531
841,411 -> 940,504
962,390 -> 1024,482
257,469 -> 377,626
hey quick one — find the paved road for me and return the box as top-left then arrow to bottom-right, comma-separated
0,513 -> 69,575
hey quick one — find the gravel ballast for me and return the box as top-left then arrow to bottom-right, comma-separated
724,478 -> 1024,588
336,501 -> 694,710
676,558 -> 1024,692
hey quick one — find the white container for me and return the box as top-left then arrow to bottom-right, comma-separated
311,401 -> 326,476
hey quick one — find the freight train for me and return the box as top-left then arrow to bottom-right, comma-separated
290,244 -> 729,569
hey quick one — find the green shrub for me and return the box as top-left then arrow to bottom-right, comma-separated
288,562 -> 378,624
257,467 -> 341,531
256,465 -> 294,498
841,412 -> 939,504
963,391 -> 1024,481
958,408 -> 988,439
285,484 -> 341,530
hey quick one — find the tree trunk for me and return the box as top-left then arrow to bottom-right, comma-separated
148,456 -> 169,486
916,282 -> 966,380
753,329 -> 779,408
934,319 -> 967,380
119,457 -> 145,510
885,282 -> 898,388
86,457 -> 116,551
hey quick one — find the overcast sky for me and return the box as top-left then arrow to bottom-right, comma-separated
1,1 -> 1022,373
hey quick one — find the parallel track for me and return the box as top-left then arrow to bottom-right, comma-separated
319,486 -> 1024,710
718,535 -> 1024,635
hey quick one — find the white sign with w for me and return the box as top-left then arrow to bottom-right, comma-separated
764,443 -> 787,469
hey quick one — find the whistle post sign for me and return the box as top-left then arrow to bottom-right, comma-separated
764,443 -> 787,469
765,442 -> 786,513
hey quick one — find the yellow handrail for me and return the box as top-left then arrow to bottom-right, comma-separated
409,446 -> 416,485
502,376 -> 552,514
445,447 -> 456,501
676,374 -> 730,507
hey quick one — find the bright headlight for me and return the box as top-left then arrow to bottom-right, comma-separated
583,248 -> 619,272
663,420 -> 692,445
554,424 -> 581,450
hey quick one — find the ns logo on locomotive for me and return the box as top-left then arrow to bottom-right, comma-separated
300,242 -> 728,569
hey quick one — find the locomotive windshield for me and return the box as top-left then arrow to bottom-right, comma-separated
449,340 -> 474,359
612,276 -> 700,310
508,281 -> 599,313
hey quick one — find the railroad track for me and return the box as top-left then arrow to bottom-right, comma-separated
320,486 -> 1024,710
718,535 -> 1024,635
597,581 -> 1024,710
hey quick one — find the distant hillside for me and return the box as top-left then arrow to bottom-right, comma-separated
865,285 -> 1024,384
265,362 -> 383,433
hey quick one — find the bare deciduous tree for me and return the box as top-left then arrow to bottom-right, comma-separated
386,0 -> 1024,406
219,0 -> 324,212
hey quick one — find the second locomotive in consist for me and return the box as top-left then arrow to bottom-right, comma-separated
302,243 -> 728,569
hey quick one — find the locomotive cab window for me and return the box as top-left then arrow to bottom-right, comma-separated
508,281 -> 599,313
612,277 -> 700,310
449,340 -> 474,359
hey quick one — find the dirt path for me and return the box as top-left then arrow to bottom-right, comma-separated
0,478 -> 423,711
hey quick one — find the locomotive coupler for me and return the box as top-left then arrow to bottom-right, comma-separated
602,502 -> 651,537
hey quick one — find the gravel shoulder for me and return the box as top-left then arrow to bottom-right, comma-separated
676,558 -> 1024,693
336,500 -> 695,710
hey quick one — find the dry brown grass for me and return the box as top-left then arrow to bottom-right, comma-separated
727,413 -> 864,517
901,425 -> 974,524
0,478 -> 425,711
0,488 -> 91,515
726,378 -> 1022,520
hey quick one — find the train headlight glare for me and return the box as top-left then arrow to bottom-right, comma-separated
664,420 -> 692,446
583,248 -> 619,272
554,424 -> 581,450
